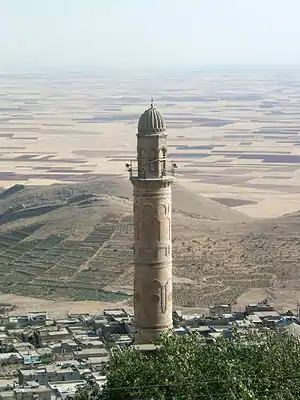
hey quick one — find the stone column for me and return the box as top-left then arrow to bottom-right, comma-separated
131,178 -> 173,344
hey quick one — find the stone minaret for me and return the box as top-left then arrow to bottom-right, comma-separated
127,102 -> 176,344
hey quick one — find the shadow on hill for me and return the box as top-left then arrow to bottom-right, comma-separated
0,184 -> 25,199
0,204 -> 61,226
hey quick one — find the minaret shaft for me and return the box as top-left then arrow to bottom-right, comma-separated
131,179 -> 173,343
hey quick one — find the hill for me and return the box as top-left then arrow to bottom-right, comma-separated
172,210 -> 300,310
0,176 -> 298,312
0,176 -> 249,304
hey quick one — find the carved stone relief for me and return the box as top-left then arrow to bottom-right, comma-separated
157,205 -> 167,218
138,203 -> 154,244
152,279 -> 171,314
150,218 -> 160,243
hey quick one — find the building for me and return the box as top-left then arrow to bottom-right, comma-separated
9,312 -> 49,328
0,353 -> 22,365
18,349 -> 42,365
18,363 -> 81,386
127,101 -> 176,344
0,384 -> 51,400
245,303 -> 274,315
33,327 -> 72,347
48,339 -> 79,355
48,381 -> 86,399
209,304 -> 232,317
103,309 -> 128,321
76,348 -> 109,360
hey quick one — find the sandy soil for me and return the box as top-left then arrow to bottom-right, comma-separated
236,288 -> 300,314
0,293 -> 132,318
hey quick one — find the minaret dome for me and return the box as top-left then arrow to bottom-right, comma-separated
138,102 -> 166,135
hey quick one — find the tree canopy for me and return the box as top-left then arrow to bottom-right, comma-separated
74,329 -> 300,400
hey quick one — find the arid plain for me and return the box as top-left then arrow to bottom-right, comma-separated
0,69 -> 300,316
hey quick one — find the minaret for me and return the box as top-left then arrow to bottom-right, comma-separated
127,101 -> 176,344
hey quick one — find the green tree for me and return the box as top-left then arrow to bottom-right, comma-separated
5,322 -> 17,331
74,329 -> 300,400
40,353 -> 54,364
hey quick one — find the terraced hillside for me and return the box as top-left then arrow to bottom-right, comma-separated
0,176 -> 249,304
172,211 -> 300,308
0,176 -> 299,309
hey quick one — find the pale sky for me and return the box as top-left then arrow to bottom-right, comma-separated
0,0 -> 299,70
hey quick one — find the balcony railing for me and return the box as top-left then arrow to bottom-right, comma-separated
125,160 -> 177,179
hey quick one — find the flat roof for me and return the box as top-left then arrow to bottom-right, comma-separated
78,348 -> 108,355
86,356 -> 110,364
132,344 -> 161,352
48,380 -> 85,394
253,311 -> 279,318
0,353 -> 22,360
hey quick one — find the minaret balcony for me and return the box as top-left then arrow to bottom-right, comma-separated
126,160 -> 177,180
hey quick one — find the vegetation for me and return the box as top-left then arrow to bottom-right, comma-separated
5,322 -> 17,331
40,353 -> 54,364
73,329 -> 300,400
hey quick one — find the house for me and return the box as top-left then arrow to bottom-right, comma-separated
209,304 -> 232,317
9,312 -> 49,328
0,333 -> 15,348
188,326 -> 212,337
245,303 -> 274,315
18,363 -> 81,386
0,384 -> 51,400
73,333 -> 103,349
34,327 -> 72,347
85,357 -> 110,371
48,340 -> 79,355
0,353 -> 23,365
92,317 -> 109,332
55,319 -> 82,328
103,309 -> 128,321
48,380 -> 86,399
246,315 -> 263,327
18,349 -> 42,365
252,311 -> 280,327
76,348 -> 109,360
99,321 -> 127,339
111,334 -> 133,347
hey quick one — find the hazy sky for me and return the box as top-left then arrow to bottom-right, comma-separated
0,0 -> 299,70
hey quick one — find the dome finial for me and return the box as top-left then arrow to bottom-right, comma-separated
150,97 -> 154,108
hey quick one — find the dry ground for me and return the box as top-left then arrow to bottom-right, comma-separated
0,176 -> 298,314
0,293 -> 131,319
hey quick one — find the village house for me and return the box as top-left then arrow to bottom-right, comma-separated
18,363 -> 81,386
0,383 -> 51,400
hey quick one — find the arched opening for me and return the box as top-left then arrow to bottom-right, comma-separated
161,147 -> 167,175
150,218 -> 161,242
149,149 -> 158,173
